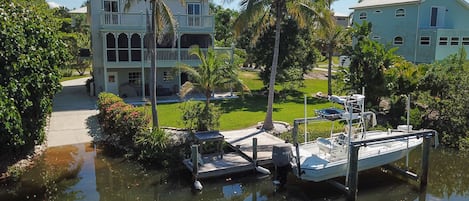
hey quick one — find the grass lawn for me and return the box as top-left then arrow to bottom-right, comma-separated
155,71 -> 336,136
60,74 -> 90,82
316,56 -> 340,66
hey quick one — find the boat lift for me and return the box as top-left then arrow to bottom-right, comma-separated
291,94 -> 438,201
292,117 -> 437,201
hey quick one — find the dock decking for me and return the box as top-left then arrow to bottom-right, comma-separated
222,128 -> 289,165
184,128 -> 291,179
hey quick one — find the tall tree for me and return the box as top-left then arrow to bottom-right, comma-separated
178,45 -> 249,107
0,0 -> 69,152
316,21 -> 348,95
233,0 -> 328,130
345,21 -> 397,106
125,0 -> 182,128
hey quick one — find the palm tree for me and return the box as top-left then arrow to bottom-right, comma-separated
177,45 -> 250,108
317,0 -> 348,96
317,22 -> 348,95
233,0 -> 330,130
124,0 -> 182,128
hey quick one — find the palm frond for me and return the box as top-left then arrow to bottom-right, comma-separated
179,81 -> 195,98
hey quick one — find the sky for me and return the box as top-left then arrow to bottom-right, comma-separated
48,0 -> 357,15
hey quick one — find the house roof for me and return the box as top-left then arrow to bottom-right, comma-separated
334,11 -> 350,17
350,0 -> 420,9
69,7 -> 87,14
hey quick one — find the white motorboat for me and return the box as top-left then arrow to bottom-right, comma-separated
290,94 -> 423,182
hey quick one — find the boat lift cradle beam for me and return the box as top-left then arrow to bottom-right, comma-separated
345,129 -> 437,201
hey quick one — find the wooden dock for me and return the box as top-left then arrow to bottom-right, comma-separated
184,128 -> 291,180
222,128 -> 289,166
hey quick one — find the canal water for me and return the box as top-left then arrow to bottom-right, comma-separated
1,143 -> 468,201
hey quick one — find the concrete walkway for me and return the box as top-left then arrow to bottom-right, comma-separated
47,77 -> 97,147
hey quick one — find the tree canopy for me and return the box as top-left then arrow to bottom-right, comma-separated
0,1 -> 70,152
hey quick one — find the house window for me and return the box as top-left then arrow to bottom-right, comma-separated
451,37 -> 459,46
107,33 -> 143,62
106,33 -> 116,62
163,71 -> 173,81
118,33 -> 129,61
128,72 -> 141,85
420,36 -> 430,45
430,7 -> 445,27
103,0 -> 119,24
463,37 -> 469,45
394,36 -> 404,45
439,37 -> 448,45
374,10 -> 382,14
130,34 -> 141,61
187,3 -> 201,26
395,8 -> 405,17
359,12 -> 367,20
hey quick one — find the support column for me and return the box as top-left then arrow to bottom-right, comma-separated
103,32 -> 109,92
177,32 -> 181,91
347,145 -> 359,201
191,145 -> 199,179
420,134 -> 431,189
141,32 -> 145,100
252,138 -> 258,167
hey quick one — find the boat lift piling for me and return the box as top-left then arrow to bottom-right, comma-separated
344,130 -> 437,201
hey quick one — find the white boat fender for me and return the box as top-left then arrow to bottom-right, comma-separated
194,180 -> 203,191
256,166 -> 271,175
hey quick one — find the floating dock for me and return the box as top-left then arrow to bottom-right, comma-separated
183,128 -> 290,179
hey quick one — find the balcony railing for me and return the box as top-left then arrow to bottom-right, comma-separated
100,11 -> 214,32
105,48 -> 233,68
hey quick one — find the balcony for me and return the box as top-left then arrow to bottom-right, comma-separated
104,47 -> 233,68
100,11 -> 214,33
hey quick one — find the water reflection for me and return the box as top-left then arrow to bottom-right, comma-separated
1,144 -> 469,201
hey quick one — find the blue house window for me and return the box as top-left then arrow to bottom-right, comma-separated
463,37 -> 469,45
395,8 -> 405,17
451,37 -> 459,46
439,37 -> 448,45
394,36 -> 403,45
359,12 -> 367,20
420,36 -> 430,46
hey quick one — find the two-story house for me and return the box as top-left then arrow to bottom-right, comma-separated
90,0 -> 229,98
351,0 -> 469,63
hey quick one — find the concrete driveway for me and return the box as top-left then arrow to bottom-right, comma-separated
47,77 -> 98,147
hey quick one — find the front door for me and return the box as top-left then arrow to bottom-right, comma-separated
107,72 -> 119,94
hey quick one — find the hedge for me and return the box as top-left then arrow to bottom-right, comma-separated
97,93 -> 150,152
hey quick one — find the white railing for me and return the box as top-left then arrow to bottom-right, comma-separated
101,11 -> 214,31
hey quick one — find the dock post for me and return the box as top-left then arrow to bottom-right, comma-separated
420,134 -> 431,189
347,145 -> 359,201
191,145 -> 199,179
253,138 -> 258,167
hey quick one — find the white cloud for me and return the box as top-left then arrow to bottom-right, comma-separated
47,1 -> 62,9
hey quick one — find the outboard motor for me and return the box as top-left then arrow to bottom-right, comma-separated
272,144 -> 292,188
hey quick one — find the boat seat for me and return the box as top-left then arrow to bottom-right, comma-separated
317,138 -> 333,153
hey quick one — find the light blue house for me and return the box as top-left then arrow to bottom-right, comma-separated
351,0 -> 469,63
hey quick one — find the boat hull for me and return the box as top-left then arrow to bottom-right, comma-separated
292,139 -> 422,182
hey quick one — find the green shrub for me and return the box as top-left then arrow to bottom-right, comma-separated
134,128 -> 169,162
0,87 -> 24,150
60,68 -> 74,77
180,101 -> 221,131
96,92 -> 150,152
97,92 -> 124,122
0,2 -> 68,153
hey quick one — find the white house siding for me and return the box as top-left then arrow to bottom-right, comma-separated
90,0 -> 216,97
